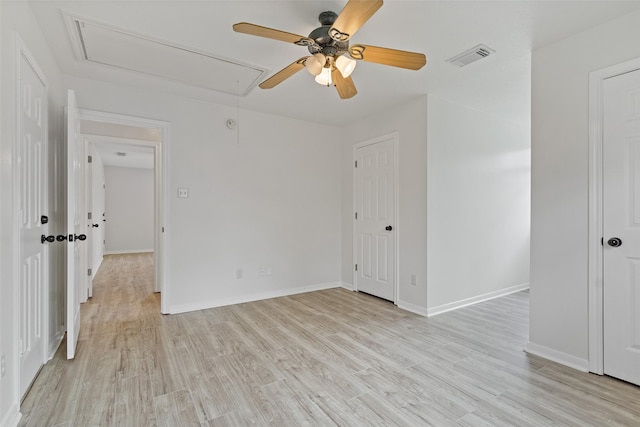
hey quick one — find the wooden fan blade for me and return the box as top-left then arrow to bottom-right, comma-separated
349,44 -> 427,70
329,0 -> 383,42
233,22 -> 315,47
259,58 -> 307,89
332,69 -> 357,99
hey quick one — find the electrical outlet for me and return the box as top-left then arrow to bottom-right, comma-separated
236,268 -> 243,279
177,187 -> 189,198
258,267 -> 266,276
1,354 -> 6,377
411,274 -> 417,286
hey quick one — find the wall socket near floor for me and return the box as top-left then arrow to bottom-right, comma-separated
411,274 -> 417,286
236,268 -> 243,279
1,354 -> 6,377
258,266 -> 272,276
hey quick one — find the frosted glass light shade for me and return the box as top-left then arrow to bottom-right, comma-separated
335,54 -> 356,78
305,53 -> 326,76
315,67 -> 332,86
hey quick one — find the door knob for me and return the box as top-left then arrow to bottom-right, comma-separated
41,234 -> 55,244
69,234 -> 87,242
56,235 -> 67,242
607,237 -> 622,247
385,225 -> 393,231
92,224 -> 99,228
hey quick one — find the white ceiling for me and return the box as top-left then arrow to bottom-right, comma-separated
29,1 -> 640,127
90,136 -> 156,169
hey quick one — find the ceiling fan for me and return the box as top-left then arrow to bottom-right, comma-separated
233,0 -> 426,99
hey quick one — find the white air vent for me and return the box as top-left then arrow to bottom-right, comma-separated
446,44 -> 495,67
64,13 -> 266,96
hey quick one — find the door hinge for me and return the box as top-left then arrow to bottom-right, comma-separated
88,155 -> 92,163
88,212 -> 92,220
355,264 -> 358,271
88,268 -> 92,277
601,237 -> 604,246
355,212 -> 358,220
355,160 -> 358,168
162,227 -> 165,232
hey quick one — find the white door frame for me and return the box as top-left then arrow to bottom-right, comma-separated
588,56 -> 640,374
352,132 -> 400,304
79,109 -> 170,314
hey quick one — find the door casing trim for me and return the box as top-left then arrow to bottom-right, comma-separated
79,109 -> 170,314
588,56 -> 640,375
352,132 -> 400,304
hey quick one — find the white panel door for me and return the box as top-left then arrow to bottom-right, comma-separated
18,47 -> 47,397
66,89 -> 87,359
355,138 -> 395,301
603,68 -> 640,386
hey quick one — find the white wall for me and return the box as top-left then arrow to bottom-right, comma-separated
0,2 -> 65,425
530,9 -> 640,367
426,96 -> 530,314
341,95 -> 530,316
104,166 -> 154,254
65,75 -> 343,313
342,97 -> 429,314
91,149 -> 105,272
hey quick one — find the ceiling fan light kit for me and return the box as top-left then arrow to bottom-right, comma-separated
233,0 -> 426,99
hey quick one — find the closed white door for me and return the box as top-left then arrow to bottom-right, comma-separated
355,138 -> 396,301
18,46 -> 48,397
66,89 -> 87,359
603,68 -> 640,386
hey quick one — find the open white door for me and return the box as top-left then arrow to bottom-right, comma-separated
603,68 -> 640,386
66,89 -> 87,359
86,139 -> 94,298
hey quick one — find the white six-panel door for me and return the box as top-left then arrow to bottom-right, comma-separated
18,43 -> 48,397
603,68 -> 640,386
355,137 -> 396,302
66,89 -> 86,359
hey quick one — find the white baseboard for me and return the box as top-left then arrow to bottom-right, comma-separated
104,249 -> 153,255
397,300 -> 428,316
427,283 -> 530,317
340,281 -> 354,291
169,281 -> 343,314
1,403 -> 21,427
525,342 -> 589,372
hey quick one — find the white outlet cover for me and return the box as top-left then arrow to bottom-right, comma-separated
177,187 -> 189,198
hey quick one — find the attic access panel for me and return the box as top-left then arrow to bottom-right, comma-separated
66,14 -> 266,96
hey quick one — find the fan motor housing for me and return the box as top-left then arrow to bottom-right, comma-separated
308,11 -> 348,56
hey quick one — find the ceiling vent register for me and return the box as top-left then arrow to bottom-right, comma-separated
446,44 -> 495,67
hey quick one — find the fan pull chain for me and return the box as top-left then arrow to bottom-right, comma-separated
236,80 -> 240,145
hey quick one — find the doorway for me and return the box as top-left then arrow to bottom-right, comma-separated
352,133 -> 399,302
588,57 -> 640,386
79,109 -> 169,314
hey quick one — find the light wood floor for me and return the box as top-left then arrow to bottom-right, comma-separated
19,253 -> 640,426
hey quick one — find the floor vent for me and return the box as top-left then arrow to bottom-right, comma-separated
446,44 -> 495,67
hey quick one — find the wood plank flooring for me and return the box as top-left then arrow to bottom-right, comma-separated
19,253 -> 640,426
